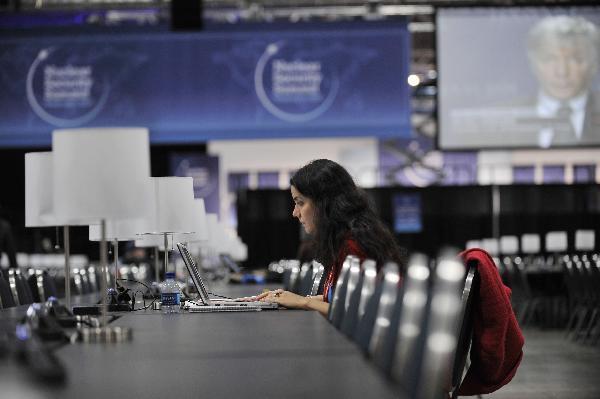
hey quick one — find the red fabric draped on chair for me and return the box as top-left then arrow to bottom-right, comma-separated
457,248 -> 525,396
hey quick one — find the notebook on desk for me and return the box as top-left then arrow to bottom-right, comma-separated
176,242 -> 278,312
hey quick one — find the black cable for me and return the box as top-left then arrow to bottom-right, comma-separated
116,278 -> 156,311
117,278 -> 152,292
130,291 -> 157,312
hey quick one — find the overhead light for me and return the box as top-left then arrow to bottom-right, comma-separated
407,74 -> 420,87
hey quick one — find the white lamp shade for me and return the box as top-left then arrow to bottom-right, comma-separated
144,176 -> 196,234
52,127 -> 152,225
188,199 -> 209,242
173,199 -> 208,243
89,218 -> 151,242
135,234 -> 166,249
25,152 -> 57,227
231,239 -> 248,261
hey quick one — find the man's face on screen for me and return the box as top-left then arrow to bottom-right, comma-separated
532,37 -> 596,101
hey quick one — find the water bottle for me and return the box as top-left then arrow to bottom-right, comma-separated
160,272 -> 181,314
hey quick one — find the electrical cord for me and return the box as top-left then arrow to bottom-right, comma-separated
116,278 -> 156,311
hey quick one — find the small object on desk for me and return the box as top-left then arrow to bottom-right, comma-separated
77,326 -> 133,344
153,301 -> 162,311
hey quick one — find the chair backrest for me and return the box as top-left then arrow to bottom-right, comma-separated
27,271 -> 44,303
87,266 -> 99,292
450,262 -> 479,397
340,259 -> 374,337
353,268 -> 385,352
369,262 -> 402,373
42,270 -> 58,299
521,234 -> 540,255
298,262 -> 314,296
79,267 -> 92,294
0,272 -> 16,308
575,230 -> 595,252
12,269 -> 34,305
545,231 -> 568,253
499,236 -> 519,256
391,254 -> 431,392
481,238 -> 499,257
7,268 -> 21,306
309,261 -> 324,297
72,267 -> 84,295
328,255 -> 355,328
287,260 -> 301,294
357,260 -> 377,319
415,254 -> 466,399
344,257 -> 361,313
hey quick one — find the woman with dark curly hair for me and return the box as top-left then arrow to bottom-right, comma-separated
250,159 -> 405,316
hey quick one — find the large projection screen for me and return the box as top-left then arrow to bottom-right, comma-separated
437,6 -> 600,150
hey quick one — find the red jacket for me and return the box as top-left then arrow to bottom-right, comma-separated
322,238 -> 366,303
457,248 -> 525,396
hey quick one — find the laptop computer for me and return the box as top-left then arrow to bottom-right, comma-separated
176,242 -> 278,312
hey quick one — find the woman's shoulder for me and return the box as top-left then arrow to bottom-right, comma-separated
340,235 -> 367,259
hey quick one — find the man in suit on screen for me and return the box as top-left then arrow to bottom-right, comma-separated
524,15 -> 600,148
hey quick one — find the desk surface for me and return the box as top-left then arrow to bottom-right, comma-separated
0,284 -> 402,399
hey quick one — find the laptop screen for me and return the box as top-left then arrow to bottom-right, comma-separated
177,242 -> 212,305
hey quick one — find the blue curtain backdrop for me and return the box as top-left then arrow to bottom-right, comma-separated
0,21 -> 411,147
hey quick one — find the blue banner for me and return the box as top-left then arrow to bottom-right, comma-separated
0,22 -> 410,147
170,153 -> 220,215
393,193 -> 422,234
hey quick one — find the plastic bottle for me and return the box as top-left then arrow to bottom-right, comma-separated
160,272 -> 181,314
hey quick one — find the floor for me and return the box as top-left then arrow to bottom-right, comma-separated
482,328 -> 600,399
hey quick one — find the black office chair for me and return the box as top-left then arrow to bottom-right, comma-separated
415,254 -> 466,399
87,266 -> 99,292
79,267 -> 93,294
449,262 -> 479,398
369,262 -> 403,374
286,261 -> 301,293
309,261 -> 324,297
390,254 -> 431,394
28,271 -> 44,303
0,272 -> 16,308
10,268 -> 34,305
340,259 -> 376,337
328,255 -> 355,328
353,262 -> 400,353
338,256 -> 361,335
42,270 -> 59,299
357,260 -> 378,322
298,262 -> 314,296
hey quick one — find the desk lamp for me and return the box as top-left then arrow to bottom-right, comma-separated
139,177 -> 196,277
53,127 -> 152,327
89,216 -> 152,290
25,152 -> 73,307
134,234 -> 165,284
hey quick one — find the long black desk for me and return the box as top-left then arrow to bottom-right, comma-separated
0,285 -> 402,398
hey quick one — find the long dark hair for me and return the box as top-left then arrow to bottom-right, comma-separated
290,159 -> 405,274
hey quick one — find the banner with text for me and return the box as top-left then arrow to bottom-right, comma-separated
0,22 -> 410,147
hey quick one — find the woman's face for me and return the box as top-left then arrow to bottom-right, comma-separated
291,185 -> 316,235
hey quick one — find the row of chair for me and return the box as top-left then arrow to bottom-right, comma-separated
481,244 -> 600,346
467,230 -> 596,259
0,265 -> 108,309
276,252 -> 477,399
